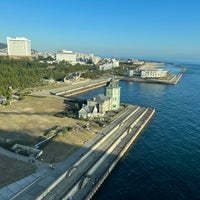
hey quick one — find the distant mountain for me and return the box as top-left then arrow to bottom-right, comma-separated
0,43 -> 7,49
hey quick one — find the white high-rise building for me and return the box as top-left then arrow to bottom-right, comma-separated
7,37 -> 31,57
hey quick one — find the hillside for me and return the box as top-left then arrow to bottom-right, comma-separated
0,43 -> 7,49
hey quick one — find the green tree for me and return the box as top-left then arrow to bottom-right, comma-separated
5,88 -> 12,100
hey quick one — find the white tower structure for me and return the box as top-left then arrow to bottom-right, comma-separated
105,77 -> 121,110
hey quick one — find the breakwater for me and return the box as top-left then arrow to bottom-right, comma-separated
117,71 -> 184,85
50,72 -> 184,98
81,108 -> 155,200
49,70 -> 184,99
51,79 -> 109,96
35,106 -> 155,200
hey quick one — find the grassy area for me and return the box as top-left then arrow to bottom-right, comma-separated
0,154 -> 36,188
23,81 -> 70,93
0,96 -> 100,162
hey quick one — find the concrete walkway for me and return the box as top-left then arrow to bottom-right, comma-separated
0,135 -> 103,200
0,105 -> 127,200
0,147 -> 47,170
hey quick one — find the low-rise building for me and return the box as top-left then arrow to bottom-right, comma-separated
126,69 -> 169,78
63,72 -> 81,82
87,94 -> 112,113
126,69 -> 141,77
79,94 -> 112,119
78,77 -> 120,119
56,50 -> 77,63
132,60 -> 145,65
78,105 -> 98,119
99,59 -> 119,70
141,69 -> 169,78
76,52 -> 101,65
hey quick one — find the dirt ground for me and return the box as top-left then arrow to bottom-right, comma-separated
0,95 -> 103,187
0,96 -> 101,162
0,154 -> 36,188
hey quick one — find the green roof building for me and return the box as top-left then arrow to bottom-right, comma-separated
105,77 -> 121,110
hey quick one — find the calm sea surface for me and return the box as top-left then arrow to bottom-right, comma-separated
76,62 -> 200,200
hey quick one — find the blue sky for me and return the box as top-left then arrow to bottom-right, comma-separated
1,0 -> 200,60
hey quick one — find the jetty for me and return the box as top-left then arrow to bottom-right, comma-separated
12,105 -> 155,200
30,67 -> 186,99
50,71 -> 185,98
117,70 -> 185,85
50,79 -> 109,96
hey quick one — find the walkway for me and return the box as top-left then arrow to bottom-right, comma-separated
0,135 -> 103,200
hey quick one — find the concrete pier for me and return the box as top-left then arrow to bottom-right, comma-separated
32,106 -> 155,200
51,79 -> 109,96
117,71 -> 184,85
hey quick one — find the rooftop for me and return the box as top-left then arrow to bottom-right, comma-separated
91,94 -> 110,102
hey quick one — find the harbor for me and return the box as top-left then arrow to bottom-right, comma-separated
117,69 -> 185,85
0,65 -> 185,200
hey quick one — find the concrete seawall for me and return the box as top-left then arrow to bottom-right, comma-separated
117,72 -> 184,85
85,108 -> 155,200
60,107 -> 155,200
52,80 -> 108,96
49,72 -> 184,99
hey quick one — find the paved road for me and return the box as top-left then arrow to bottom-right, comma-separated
0,147 -> 47,171
30,78 -> 109,97
0,132 -> 103,200
38,106 -> 148,200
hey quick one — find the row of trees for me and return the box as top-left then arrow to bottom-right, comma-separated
0,57 -> 92,97
0,56 -> 126,99
81,67 -> 126,79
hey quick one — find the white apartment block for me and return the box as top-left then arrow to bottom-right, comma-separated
99,59 -> 119,70
7,37 -> 31,57
112,59 -> 119,67
56,50 -> 77,63
141,69 -> 169,78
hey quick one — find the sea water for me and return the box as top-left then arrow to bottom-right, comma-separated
77,62 -> 200,200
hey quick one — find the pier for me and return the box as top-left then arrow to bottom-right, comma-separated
50,79 -> 109,96
117,71 -> 184,85
50,72 -> 184,97
11,105 -> 155,200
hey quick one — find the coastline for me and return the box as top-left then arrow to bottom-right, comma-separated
0,105 -> 155,200
120,61 -> 185,85
117,72 -> 183,85
0,61 -> 185,199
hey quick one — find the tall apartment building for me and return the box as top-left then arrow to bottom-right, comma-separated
7,37 -> 31,57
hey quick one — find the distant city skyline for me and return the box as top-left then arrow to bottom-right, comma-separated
1,0 -> 200,60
